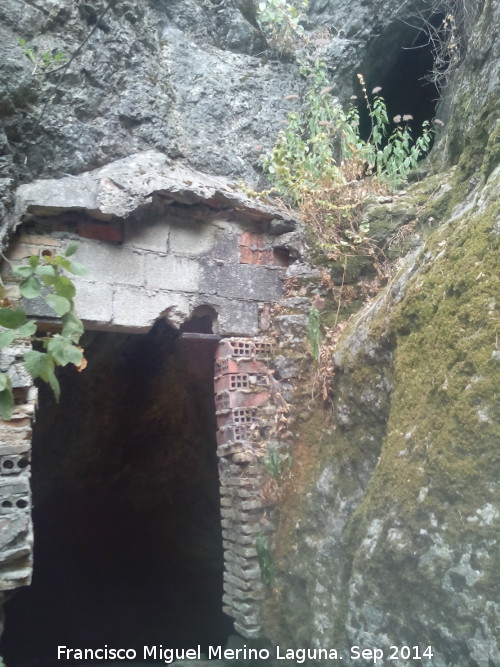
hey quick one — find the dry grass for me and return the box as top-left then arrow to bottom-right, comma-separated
399,0 -> 484,88
300,169 -> 386,260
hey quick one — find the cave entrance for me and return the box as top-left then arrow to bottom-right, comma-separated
0,320 -> 231,667
356,12 -> 442,143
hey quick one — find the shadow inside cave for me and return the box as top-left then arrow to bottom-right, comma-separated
1,322 -> 232,667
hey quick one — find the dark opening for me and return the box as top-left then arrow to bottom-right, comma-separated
355,14 -> 442,143
179,305 -> 218,335
1,321 -> 231,667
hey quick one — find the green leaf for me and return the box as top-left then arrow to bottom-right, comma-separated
29,255 -> 39,269
47,367 -> 61,402
0,330 -> 18,348
0,373 -> 9,391
69,259 -> 87,274
12,265 -> 33,279
53,256 -> 71,271
0,382 -> 14,421
65,259 -> 87,276
35,264 -> 56,277
19,276 -> 42,299
47,335 -> 83,366
25,347 -> 61,401
61,312 -> 84,341
17,320 -> 37,338
24,350 -> 55,382
0,307 -> 27,329
64,242 -> 79,257
45,294 -> 71,317
52,275 -> 76,300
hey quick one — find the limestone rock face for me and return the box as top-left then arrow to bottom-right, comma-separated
269,1 -> 500,663
0,0 -> 498,661
1,0 -> 439,238
0,0 -> 298,238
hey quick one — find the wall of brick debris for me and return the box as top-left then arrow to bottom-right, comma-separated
4,212 -> 289,336
0,201 -> 299,637
0,341 -> 37,593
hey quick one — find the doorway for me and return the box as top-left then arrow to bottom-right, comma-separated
0,321 -> 231,666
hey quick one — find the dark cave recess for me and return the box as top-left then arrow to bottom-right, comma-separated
1,322 -> 232,667
355,13 -> 442,141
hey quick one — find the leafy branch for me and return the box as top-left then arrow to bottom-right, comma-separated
0,243 -> 87,419
18,39 -> 68,76
256,533 -> 274,585
264,62 -> 435,205
263,442 -> 292,478
256,0 -> 309,54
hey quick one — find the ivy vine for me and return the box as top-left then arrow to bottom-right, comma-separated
0,243 -> 87,419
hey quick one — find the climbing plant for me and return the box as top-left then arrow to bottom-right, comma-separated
263,62 -> 434,203
263,442 -> 292,477
256,533 -> 274,585
0,243 -> 87,420
262,61 -> 434,255
256,0 -> 309,53
18,38 -> 68,75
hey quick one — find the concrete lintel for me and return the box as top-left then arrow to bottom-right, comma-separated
13,152 -> 299,230
112,287 -> 191,332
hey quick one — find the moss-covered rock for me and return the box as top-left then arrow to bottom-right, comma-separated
269,162 -> 499,665
267,0 -> 499,655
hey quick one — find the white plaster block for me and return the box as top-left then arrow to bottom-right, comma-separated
74,242 -> 145,287
169,219 -> 215,255
112,287 -> 190,331
73,280 -> 113,326
144,253 -> 200,292
124,218 -> 169,252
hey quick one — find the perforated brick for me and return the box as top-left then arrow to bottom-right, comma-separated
0,492 -> 30,514
215,390 -> 270,412
215,338 -> 255,360
216,407 -> 258,429
215,392 -> 231,411
232,407 -> 257,424
230,340 -> 255,357
215,358 -> 268,377
214,373 -> 250,392
216,423 -> 253,445
254,341 -> 273,357
0,454 -> 30,475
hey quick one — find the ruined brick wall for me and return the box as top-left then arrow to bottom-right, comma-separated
0,205 -> 295,633
0,341 -> 36,592
215,337 -> 284,638
4,216 -> 289,337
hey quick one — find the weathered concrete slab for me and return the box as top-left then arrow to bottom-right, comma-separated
112,287 -> 190,332
73,281 -> 113,326
13,151 -> 298,226
144,254 -> 200,292
75,243 -> 145,287
202,263 -> 283,302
